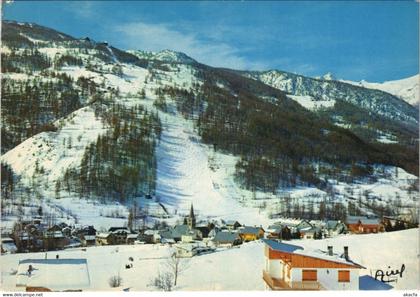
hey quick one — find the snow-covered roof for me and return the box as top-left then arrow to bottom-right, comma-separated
263,239 -> 364,268
213,231 -> 241,243
127,234 -> 138,239
108,227 -> 130,233
347,216 -> 381,225
96,232 -> 111,238
238,226 -> 263,235
300,227 -> 321,234
83,235 -> 96,241
263,239 -> 303,253
144,230 -> 159,236
161,238 -> 175,244
16,258 -> 90,291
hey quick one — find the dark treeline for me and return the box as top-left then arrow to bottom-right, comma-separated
62,104 -> 162,202
1,74 -> 82,152
1,49 -> 52,73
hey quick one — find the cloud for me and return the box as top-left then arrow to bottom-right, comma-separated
67,1 -> 97,19
114,21 -> 269,70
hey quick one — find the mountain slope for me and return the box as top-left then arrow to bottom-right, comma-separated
243,69 -> 418,125
1,20 -> 418,229
341,74 -> 419,107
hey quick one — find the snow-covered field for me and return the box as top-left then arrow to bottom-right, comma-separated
1,229 -> 418,291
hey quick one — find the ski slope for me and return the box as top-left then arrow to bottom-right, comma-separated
154,105 -> 270,226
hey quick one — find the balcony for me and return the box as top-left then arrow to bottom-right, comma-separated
263,270 -> 325,291
263,270 -> 290,290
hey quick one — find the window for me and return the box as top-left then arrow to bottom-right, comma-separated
338,270 -> 350,282
302,270 -> 317,281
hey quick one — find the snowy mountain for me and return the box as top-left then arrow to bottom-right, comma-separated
1,20 -> 418,231
242,69 -> 418,125
341,75 -> 419,107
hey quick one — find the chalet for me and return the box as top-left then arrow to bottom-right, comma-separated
382,216 -> 410,231
224,220 -> 242,231
82,226 -> 97,236
165,225 -> 202,242
238,226 -> 265,242
262,240 -> 364,290
346,216 -> 384,234
212,231 -> 242,247
108,227 -> 131,244
62,227 -> 72,238
296,220 -> 313,231
324,221 -> 347,237
126,234 -> 138,245
299,227 -> 322,240
175,244 -> 198,258
140,230 -> 161,243
273,219 -> 301,234
43,230 -> 67,250
195,223 -> 211,238
96,233 -> 115,245
80,235 -> 96,247
266,225 -> 292,240
73,225 -> 96,239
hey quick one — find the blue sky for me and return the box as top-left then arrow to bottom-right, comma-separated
3,1 -> 419,82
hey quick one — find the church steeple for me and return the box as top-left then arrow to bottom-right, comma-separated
187,203 -> 196,229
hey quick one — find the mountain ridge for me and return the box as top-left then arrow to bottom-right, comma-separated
1,20 -> 418,227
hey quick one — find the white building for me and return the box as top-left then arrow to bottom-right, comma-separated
16,258 -> 91,291
262,240 -> 364,290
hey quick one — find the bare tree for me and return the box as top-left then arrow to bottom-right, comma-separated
165,252 -> 189,287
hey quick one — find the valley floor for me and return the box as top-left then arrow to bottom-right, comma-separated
1,228 -> 418,291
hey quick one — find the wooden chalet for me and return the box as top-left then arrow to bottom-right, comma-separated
95,233 -> 115,245
80,235 -> 96,247
238,226 -> 265,241
262,240 -> 364,290
224,220 -> 242,231
346,216 -> 384,234
266,225 -> 292,240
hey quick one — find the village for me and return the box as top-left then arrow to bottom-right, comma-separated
2,203 -> 415,255
1,202 -> 417,292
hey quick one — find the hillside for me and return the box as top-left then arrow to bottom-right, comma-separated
341,74 -> 419,107
1,20 -> 418,229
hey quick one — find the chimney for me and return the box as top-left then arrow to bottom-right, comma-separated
344,246 -> 349,261
327,246 -> 333,256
